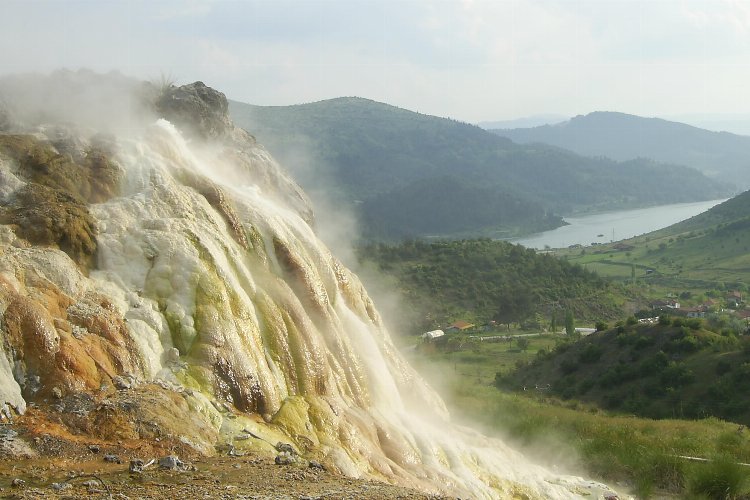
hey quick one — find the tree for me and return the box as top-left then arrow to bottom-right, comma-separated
516,337 -> 530,351
565,310 -> 575,336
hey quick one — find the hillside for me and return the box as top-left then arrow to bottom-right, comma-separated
556,190 -> 750,288
356,239 -> 624,334
229,98 -> 729,241
497,318 -> 750,425
494,111 -> 750,188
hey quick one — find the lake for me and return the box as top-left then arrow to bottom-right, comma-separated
512,199 -> 727,250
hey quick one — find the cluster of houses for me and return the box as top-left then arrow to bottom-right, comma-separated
649,290 -> 750,321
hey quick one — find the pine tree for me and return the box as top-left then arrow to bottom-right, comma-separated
565,310 -> 575,336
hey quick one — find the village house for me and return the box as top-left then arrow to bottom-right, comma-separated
681,306 -> 707,318
735,310 -> 750,323
421,329 -> 445,340
727,291 -> 743,308
446,320 -> 475,332
650,299 -> 680,310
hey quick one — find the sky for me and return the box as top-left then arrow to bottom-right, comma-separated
3,0 -> 750,124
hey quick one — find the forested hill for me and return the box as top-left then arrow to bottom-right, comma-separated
229,98 -> 730,241
356,239 -> 622,334
498,318 -> 750,424
494,111 -> 750,189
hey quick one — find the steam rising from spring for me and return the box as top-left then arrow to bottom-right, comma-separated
0,73 -> 616,498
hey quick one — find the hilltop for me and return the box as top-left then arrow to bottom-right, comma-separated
229,98 -> 729,241
494,111 -> 750,188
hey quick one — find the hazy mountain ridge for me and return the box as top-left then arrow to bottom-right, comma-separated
230,98 -> 730,241
494,111 -> 750,189
477,114 -> 568,130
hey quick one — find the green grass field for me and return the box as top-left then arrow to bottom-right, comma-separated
407,332 -> 750,499
557,225 -> 750,291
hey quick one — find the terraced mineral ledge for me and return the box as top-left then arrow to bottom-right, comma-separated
0,73 -> 624,499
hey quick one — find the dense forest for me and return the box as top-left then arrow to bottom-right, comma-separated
356,239 -> 622,333
359,175 -> 563,239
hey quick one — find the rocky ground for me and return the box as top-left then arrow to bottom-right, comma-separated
0,420 -> 445,500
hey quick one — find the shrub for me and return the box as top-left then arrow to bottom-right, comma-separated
715,360 -> 732,376
634,335 -> 655,350
579,344 -> 604,363
687,318 -> 703,330
640,351 -> 669,375
660,362 -> 695,387
560,358 -> 579,374
687,455 -> 748,499
595,321 -> 609,332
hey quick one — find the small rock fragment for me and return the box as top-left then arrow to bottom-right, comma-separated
159,455 -> 183,470
83,478 -> 104,494
275,442 -> 296,455
88,444 -> 100,453
51,482 -> 72,491
104,453 -> 121,463
0,428 -> 18,441
51,387 -> 63,399
112,376 -> 131,390
275,451 -> 297,465
308,460 -> 326,471
11,478 -> 25,487
129,459 -> 145,473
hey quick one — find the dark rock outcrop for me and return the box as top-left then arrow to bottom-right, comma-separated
155,82 -> 232,140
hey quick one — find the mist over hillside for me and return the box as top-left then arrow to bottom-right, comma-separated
230,98 -> 730,241
494,112 -> 750,189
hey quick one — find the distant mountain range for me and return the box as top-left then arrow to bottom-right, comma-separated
493,112 -> 750,189
663,113 -> 750,136
229,99 -> 731,241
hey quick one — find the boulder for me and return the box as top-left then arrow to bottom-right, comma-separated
155,82 -> 232,140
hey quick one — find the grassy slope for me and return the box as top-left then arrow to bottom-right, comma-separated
408,332 -> 750,498
557,191 -> 750,290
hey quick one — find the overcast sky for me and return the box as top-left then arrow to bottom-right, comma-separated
3,0 -> 750,123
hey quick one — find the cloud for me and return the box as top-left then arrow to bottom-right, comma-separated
151,0 -> 216,20
1,0 -> 750,122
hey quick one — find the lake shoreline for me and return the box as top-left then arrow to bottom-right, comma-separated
511,199 -> 728,250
